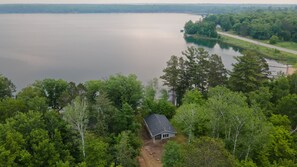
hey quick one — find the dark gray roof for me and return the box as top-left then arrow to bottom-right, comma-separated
144,114 -> 177,137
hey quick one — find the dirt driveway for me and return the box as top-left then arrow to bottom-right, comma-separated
138,129 -> 167,167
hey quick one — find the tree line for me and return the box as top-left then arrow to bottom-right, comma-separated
185,8 -> 297,43
0,4 -> 295,14
161,47 -> 297,166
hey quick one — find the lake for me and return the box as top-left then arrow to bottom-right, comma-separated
0,13 -> 286,90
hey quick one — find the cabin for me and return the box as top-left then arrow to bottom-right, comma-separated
144,114 -> 177,143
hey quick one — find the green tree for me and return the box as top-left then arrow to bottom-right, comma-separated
288,72 -> 297,94
182,137 -> 236,167
207,86 -> 271,161
220,15 -> 232,31
115,131 -> 139,167
247,87 -> 273,116
34,78 -> 69,110
270,75 -> 290,103
173,104 -> 208,142
0,74 -> 16,99
269,114 -> 291,131
143,78 -> 159,101
176,57 -> 190,105
184,47 -> 210,93
113,103 -> 139,134
208,54 -> 228,87
162,141 -> 182,167
0,111 -> 79,166
84,80 -> 103,104
85,133 -> 108,167
64,97 -> 89,158
102,74 -> 143,109
184,20 -> 198,35
266,126 -> 296,163
229,51 -> 270,93
17,86 -> 47,113
88,92 -> 116,136
182,89 -> 205,105
276,94 -> 297,128
269,35 -> 279,44
0,98 -> 27,123
160,55 -> 180,105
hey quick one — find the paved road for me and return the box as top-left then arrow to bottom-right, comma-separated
218,31 -> 297,55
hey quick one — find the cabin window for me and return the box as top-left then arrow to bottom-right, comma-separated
163,134 -> 169,138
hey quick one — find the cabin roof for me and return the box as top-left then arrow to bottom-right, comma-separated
144,114 -> 176,137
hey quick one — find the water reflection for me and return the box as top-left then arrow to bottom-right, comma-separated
184,35 -> 287,76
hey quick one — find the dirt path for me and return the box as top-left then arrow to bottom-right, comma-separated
218,31 -> 297,55
138,130 -> 165,167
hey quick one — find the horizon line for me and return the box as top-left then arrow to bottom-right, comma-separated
0,3 -> 297,5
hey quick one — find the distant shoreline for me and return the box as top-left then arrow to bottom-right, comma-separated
0,4 -> 295,14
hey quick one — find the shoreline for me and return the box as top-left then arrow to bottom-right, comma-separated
187,34 -> 297,65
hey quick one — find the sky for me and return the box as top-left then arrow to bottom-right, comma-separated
0,0 -> 296,4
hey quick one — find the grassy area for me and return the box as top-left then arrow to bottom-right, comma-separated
274,42 -> 297,51
220,30 -> 297,52
219,35 -> 297,65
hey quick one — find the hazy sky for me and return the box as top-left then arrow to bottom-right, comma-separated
0,0 -> 296,4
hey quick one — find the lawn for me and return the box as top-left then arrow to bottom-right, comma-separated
274,41 -> 297,52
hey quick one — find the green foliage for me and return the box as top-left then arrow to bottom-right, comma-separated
101,74 -> 143,109
208,54 -> 228,87
219,15 -> 232,31
270,75 -> 290,103
247,87 -> 273,116
0,111 -> 80,166
229,51 -> 270,93
161,47 -> 228,105
160,55 -> 180,105
288,72 -> 297,94
182,89 -> 205,105
17,86 -> 48,112
115,131 -> 140,167
143,78 -> 158,101
269,35 -> 279,44
162,141 -> 182,167
237,160 -> 257,167
181,137 -> 237,167
88,92 -> 116,136
276,94 -> 297,128
0,74 -> 16,99
207,86 -> 272,161
142,98 -> 176,119
64,97 -> 89,158
34,78 -> 69,110
210,10 -> 297,42
269,114 -> 291,131
85,133 -> 108,167
184,20 -> 218,38
0,98 -> 27,123
267,126 -> 296,162
173,104 -> 208,142
112,103 -> 140,134
84,80 -> 102,104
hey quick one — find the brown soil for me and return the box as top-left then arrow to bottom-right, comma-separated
288,67 -> 296,75
138,128 -> 168,167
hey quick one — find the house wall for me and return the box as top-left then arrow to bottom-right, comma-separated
160,133 -> 175,140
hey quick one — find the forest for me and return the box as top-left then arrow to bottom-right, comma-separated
1,46 -> 297,166
185,8 -> 297,43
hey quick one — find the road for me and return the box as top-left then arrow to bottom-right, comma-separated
218,32 -> 297,55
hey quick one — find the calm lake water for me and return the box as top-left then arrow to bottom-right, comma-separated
0,13 -> 285,90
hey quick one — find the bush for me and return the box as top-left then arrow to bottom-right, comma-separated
269,35 -> 279,44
